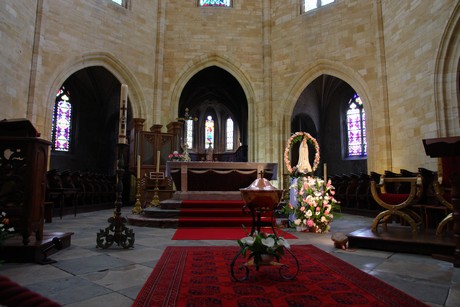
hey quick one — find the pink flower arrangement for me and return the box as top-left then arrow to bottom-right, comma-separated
168,151 -> 184,160
283,176 -> 339,233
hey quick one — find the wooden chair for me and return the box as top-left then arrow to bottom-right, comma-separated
345,173 -> 360,208
432,157 -> 458,236
414,168 -> 446,231
370,174 -> 423,234
355,173 -> 371,209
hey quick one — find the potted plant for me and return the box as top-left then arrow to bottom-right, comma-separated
237,229 -> 290,269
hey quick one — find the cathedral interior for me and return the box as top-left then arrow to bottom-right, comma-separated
1,0 -> 460,306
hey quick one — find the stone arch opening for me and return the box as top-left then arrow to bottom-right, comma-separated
49,66 -> 133,175
291,74 -> 368,177
178,65 -> 248,161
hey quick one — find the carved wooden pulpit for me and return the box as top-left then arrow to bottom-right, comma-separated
423,136 -> 460,267
0,119 -> 51,245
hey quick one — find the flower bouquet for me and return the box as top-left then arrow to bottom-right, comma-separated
237,228 -> 290,268
168,151 -> 184,161
283,176 -> 339,233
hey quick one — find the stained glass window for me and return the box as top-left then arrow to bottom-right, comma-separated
185,119 -> 193,149
111,0 -> 123,5
226,118 -> 234,151
346,94 -> 367,157
199,0 -> 231,7
52,86 -> 72,152
205,115 -> 214,148
303,0 -> 335,13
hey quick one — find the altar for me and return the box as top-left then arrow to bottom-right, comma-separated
166,161 -> 278,192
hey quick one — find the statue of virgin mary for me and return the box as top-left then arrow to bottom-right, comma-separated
296,138 -> 312,174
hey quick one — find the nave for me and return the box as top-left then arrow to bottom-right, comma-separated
0,208 -> 458,306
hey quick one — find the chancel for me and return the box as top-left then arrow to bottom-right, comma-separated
0,0 -> 459,306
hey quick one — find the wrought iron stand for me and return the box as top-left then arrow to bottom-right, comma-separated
96,144 -> 135,249
230,246 -> 299,281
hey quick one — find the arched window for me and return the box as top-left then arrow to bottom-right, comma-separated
205,115 -> 214,148
346,94 -> 367,157
52,86 -> 72,152
185,118 -> 194,149
303,0 -> 335,13
226,117 -> 234,151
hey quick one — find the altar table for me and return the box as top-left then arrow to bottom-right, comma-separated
166,162 -> 278,192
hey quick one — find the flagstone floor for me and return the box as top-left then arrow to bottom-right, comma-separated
1,207 -> 459,307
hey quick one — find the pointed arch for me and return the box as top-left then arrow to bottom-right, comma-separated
283,59 -> 378,170
169,54 -> 256,158
434,1 -> 460,136
44,52 -> 146,139
284,59 -> 374,118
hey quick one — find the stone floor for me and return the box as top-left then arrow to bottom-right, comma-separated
1,207 -> 459,306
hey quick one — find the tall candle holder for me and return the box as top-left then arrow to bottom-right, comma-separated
131,176 -> 143,214
96,144 -> 135,249
96,84 -> 134,248
149,172 -> 164,207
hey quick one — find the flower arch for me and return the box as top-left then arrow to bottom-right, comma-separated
284,132 -> 320,175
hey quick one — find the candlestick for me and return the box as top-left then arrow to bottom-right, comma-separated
137,155 -> 141,178
324,163 -> 327,181
97,145 -> 135,248
132,175 -> 143,214
118,84 -> 128,144
156,150 -> 160,173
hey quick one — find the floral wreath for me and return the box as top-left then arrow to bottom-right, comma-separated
284,132 -> 320,175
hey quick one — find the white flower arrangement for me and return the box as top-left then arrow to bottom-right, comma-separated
238,229 -> 290,265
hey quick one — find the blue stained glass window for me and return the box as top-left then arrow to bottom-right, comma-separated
346,94 -> 367,157
52,86 -> 72,152
205,115 -> 214,148
199,0 -> 231,7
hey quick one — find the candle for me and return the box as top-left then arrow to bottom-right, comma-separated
324,163 -> 327,181
118,84 -> 128,144
156,150 -> 161,173
137,155 -> 141,178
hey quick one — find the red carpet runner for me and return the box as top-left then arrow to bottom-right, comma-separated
177,200 -> 262,227
133,245 -> 427,307
172,227 -> 297,240
173,199 -> 296,240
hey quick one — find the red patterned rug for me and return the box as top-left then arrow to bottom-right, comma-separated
172,227 -> 297,240
133,245 -> 427,306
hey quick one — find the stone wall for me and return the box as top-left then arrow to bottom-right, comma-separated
1,0 -> 458,178
381,0 -> 457,171
0,1 -> 37,120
